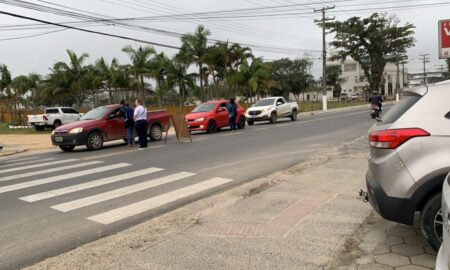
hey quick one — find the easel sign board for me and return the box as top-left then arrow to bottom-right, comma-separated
164,114 -> 192,143
439,19 -> 450,59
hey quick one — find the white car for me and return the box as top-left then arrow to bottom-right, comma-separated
436,173 -> 450,270
245,97 -> 299,125
27,107 -> 82,131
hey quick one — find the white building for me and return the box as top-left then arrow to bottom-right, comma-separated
326,58 -> 408,97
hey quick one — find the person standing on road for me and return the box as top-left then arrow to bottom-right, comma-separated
120,100 -> 135,148
133,99 -> 148,150
228,97 -> 238,131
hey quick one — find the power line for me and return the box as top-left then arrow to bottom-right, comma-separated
0,10 -> 182,49
0,28 -> 65,41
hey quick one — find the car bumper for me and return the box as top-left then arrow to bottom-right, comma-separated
186,122 -> 207,131
366,173 -> 416,225
51,133 -> 86,146
245,112 -> 270,121
437,175 -> 450,270
28,122 -> 47,126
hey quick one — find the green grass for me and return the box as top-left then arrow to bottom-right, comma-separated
0,122 -> 52,135
299,100 -> 367,112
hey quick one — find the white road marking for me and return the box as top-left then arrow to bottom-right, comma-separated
87,177 -> 233,225
0,158 -> 55,169
0,161 -> 103,183
20,167 -> 163,202
0,159 -> 78,173
0,163 -> 130,194
0,156 -> 38,164
51,172 -> 196,212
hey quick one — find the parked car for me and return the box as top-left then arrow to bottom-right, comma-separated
185,100 -> 246,133
28,107 -> 82,131
245,97 -> 298,125
51,104 -> 169,152
365,80 -> 450,251
436,173 -> 450,270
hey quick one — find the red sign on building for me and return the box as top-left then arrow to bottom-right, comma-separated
439,19 -> 450,59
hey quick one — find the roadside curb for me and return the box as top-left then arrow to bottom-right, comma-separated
0,148 -> 28,157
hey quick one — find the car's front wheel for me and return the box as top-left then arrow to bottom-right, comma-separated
420,192 -> 443,251
247,120 -> 254,126
59,145 -> 75,152
206,120 -> 217,134
269,112 -> 277,124
291,110 -> 298,121
86,132 -> 104,151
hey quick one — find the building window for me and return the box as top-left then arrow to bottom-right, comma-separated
344,63 -> 357,72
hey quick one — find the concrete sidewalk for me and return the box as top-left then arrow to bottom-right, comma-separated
25,137 -> 374,270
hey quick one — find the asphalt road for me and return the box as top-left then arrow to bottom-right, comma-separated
0,107 -> 377,270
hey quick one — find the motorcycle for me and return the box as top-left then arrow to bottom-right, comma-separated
370,104 -> 381,119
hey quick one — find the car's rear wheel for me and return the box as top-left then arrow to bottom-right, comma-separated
237,116 -> 246,129
291,110 -> 298,121
420,192 -> 443,251
149,124 -> 163,141
59,145 -> 75,152
247,120 -> 254,126
206,120 -> 217,134
52,120 -> 62,130
269,112 -> 277,124
86,132 -> 103,151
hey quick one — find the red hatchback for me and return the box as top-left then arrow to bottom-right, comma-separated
185,100 -> 246,133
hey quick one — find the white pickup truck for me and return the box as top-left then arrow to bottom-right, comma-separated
27,107 -> 82,131
245,97 -> 299,125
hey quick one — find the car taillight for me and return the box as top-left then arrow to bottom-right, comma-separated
368,128 -> 430,149
43,115 -> 48,121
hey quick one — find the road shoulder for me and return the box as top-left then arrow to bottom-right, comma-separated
24,136 -> 373,270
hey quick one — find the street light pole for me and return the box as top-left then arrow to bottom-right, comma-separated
314,6 -> 334,112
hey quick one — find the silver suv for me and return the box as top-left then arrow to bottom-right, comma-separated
366,80 -> 450,251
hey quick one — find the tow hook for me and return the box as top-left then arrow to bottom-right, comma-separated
358,189 -> 369,203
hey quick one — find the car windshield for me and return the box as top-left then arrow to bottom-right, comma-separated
79,107 -> 109,120
192,103 -> 216,113
254,99 -> 275,107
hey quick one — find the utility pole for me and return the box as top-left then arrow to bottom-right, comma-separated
436,64 -> 446,77
314,6 -> 335,112
395,54 -> 400,102
419,54 -> 430,85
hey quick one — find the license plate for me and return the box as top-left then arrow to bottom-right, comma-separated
55,137 -> 63,142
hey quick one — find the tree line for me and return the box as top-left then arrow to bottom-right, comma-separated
0,25 -> 316,113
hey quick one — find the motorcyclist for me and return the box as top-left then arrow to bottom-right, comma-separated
369,91 -> 383,112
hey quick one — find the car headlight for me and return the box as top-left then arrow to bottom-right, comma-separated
51,130 -> 56,135
263,108 -> 272,112
69,128 -> 83,134
194,117 -> 205,122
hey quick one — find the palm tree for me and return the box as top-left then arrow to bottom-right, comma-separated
0,64 -> 12,96
168,50 -> 196,112
122,45 -> 155,101
181,25 -> 211,102
150,52 -> 171,108
10,75 -> 31,123
27,73 -> 42,108
96,57 -> 118,103
81,66 -> 103,107
54,49 -> 89,109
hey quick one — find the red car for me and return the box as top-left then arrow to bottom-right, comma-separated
51,104 -> 169,152
185,100 -> 246,133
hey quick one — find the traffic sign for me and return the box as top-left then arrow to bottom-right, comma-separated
439,19 -> 450,59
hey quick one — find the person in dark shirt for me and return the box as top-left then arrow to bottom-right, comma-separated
369,91 -> 384,112
120,100 -> 135,147
228,98 -> 238,131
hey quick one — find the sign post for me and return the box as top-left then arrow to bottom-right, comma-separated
164,114 -> 192,144
439,19 -> 450,59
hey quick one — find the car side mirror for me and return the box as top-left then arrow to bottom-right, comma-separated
276,102 -> 282,106
217,108 -> 226,112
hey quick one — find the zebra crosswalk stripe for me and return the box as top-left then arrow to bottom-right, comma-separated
0,163 -> 131,193
87,177 -> 233,225
0,159 -> 78,174
0,158 -> 55,169
0,156 -> 38,164
20,167 -> 164,202
51,172 -> 196,212
0,161 -> 104,183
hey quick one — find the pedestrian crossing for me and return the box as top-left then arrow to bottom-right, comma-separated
1,155 -> 233,225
